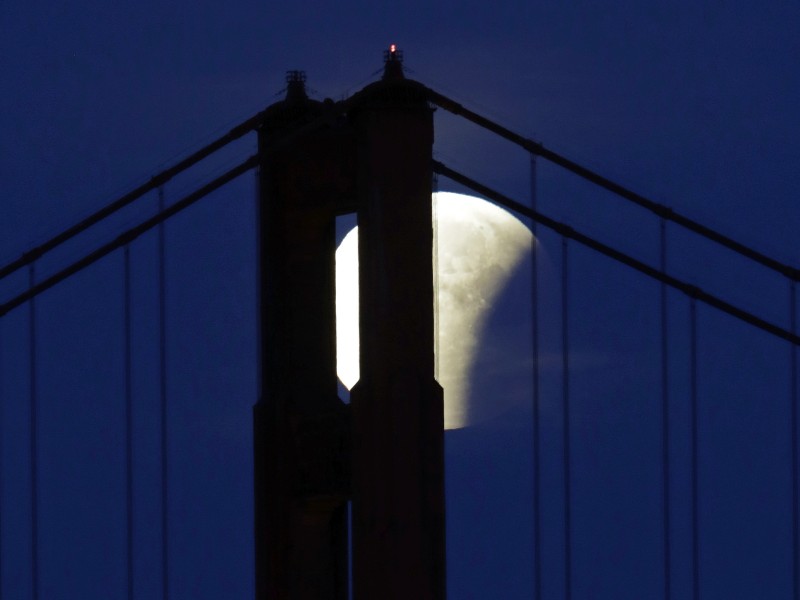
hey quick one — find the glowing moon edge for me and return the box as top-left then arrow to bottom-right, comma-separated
335,191 -> 534,429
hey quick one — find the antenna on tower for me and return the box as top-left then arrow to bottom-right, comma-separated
382,44 -> 404,80
285,70 -> 308,102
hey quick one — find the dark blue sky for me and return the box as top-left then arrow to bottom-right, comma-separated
1,2 -> 799,599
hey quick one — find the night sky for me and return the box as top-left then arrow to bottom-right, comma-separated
2,2 -> 799,599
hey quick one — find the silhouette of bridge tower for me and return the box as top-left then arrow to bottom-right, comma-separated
254,47 -> 444,599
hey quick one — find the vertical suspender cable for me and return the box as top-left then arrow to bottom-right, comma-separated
124,245 -> 134,600
0,315 -> 3,598
432,175 -> 439,384
791,281 -> 798,600
561,236 -> 571,600
28,264 -> 38,600
660,219 -> 671,600
158,187 -> 169,600
530,153 -> 541,600
253,168 -> 263,402
690,298 -> 699,600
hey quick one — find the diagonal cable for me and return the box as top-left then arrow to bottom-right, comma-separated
0,156 -> 258,317
433,160 -> 800,347
0,114 -> 266,282
0,88 -> 363,283
425,87 -> 800,282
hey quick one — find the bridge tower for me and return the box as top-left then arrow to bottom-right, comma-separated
253,47 -> 445,599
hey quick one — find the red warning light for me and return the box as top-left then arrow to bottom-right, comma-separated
383,44 -> 403,72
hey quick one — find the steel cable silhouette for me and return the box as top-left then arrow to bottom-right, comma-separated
660,217 -> 672,600
28,264 -> 38,600
432,160 -> 800,347
793,281 -> 799,600
4,83 -> 797,292
690,300 -> 699,600
561,236 -> 572,600
0,319 -> 3,599
123,245 -> 134,600
530,153 -> 542,600
3,157 -> 797,348
424,87 -> 800,283
0,116 -> 265,283
0,157 -> 258,317
158,186 -> 169,600
0,92 -> 363,286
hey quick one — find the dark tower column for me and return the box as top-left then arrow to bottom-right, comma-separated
254,50 -> 445,600
349,47 -> 446,600
254,72 -> 354,600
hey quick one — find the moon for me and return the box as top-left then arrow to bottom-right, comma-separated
335,191 -> 533,429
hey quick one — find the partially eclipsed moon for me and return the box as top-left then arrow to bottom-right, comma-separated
336,192 -> 533,429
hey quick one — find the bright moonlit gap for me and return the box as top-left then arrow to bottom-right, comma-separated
335,192 -> 533,429
335,228 -> 360,391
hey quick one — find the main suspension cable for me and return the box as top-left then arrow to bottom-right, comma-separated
0,156 -> 258,318
432,161 -> 800,347
0,114 -> 265,283
425,88 -> 799,283
0,87 -> 368,285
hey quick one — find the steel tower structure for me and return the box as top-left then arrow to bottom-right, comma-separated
254,46 -> 445,600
